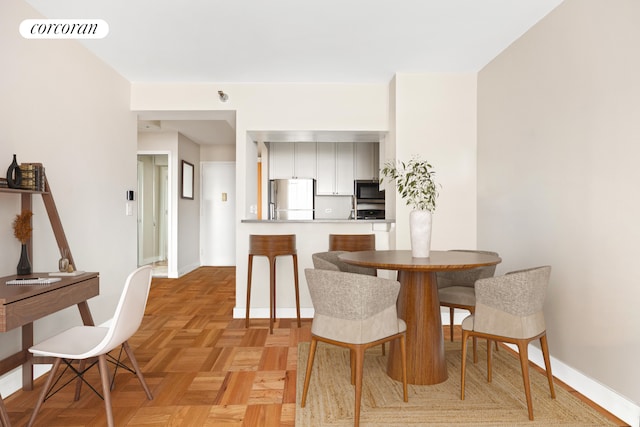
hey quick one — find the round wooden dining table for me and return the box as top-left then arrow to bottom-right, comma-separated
339,250 -> 502,385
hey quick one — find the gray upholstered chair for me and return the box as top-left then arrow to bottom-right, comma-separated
312,250 -> 376,276
460,266 -> 555,421
437,249 -> 499,361
301,268 -> 408,427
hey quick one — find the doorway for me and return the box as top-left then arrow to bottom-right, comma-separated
137,154 -> 169,275
201,161 -> 236,266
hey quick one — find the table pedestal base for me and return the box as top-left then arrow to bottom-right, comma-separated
387,270 -> 448,385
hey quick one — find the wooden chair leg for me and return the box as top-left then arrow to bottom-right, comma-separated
269,257 -> 277,334
399,335 -> 408,402
487,339 -> 493,383
460,330 -> 469,400
472,336 -> 478,363
27,358 -> 62,427
301,338 -> 318,407
122,341 -> 153,400
449,308 -> 455,342
353,346 -> 365,427
245,255 -> 254,328
98,354 -> 115,427
74,359 -> 86,400
540,334 -> 556,399
350,349 -> 356,385
292,254 -> 301,327
0,393 -> 11,427
516,340 -> 534,421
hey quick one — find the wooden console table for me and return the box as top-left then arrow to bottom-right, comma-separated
0,272 -> 99,389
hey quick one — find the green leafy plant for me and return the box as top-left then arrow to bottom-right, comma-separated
380,156 -> 440,212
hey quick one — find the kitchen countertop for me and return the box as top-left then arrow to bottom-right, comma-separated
241,219 -> 395,224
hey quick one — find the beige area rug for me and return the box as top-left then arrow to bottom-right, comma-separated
296,340 -> 617,426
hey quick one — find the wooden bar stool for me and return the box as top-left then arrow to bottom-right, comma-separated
329,234 -> 375,252
246,234 -> 301,334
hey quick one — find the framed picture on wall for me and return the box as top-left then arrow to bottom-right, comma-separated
181,160 -> 194,199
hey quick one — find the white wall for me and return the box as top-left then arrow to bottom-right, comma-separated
391,73 -> 478,251
478,0 -> 640,417
1,0 -> 136,395
177,133 -> 201,276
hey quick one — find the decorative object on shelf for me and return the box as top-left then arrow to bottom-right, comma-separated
6,154 -> 22,189
13,210 -> 33,275
58,248 -> 70,272
380,156 -> 440,258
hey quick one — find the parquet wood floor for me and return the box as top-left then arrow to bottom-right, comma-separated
2,266 -> 627,426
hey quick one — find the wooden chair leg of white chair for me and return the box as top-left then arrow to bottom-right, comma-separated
122,341 -> 153,400
27,358 -> 62,427
73,359 -> 87,401
487,339 -> 493,383
98,355 -> 115,427
301,338 -> 318,407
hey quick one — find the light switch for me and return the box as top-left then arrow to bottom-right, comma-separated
222,192 -> 227,202
125,202 -> 133,216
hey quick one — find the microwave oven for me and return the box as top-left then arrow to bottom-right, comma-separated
354,180 -> 385,219
354,180 -> 385,201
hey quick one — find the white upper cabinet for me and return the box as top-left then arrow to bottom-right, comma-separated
316,142 -> 354,195
354,142 -> 380,180
269,142 -> 317,179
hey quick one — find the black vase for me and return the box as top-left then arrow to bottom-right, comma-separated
6,154 -> 22,189
17,244 -> 32,275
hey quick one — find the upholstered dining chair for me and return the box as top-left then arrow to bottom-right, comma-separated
460,266 -> 555,421
312,251 -> 384,354
302,268 -> 408,427
312,251 -> 376,276
328,233 -> 377,276
437,249 -> 499,361
27,266 -> 154,427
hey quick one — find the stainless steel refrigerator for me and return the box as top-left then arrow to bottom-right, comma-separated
269,178 -> 315,220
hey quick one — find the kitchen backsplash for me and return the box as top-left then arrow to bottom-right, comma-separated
314,195 -> 353,220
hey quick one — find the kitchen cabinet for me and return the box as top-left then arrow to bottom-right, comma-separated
268,142 -> 317,179
354,142 -> 380,180
316,142 -> 354,195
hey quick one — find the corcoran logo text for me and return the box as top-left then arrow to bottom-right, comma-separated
20,19 -> 109,39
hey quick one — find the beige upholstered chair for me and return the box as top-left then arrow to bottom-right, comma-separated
312,251 -> 384,354
460,266 -> 555,421
437,250 -> 499,361
301,268 -> 408,427
312,251 -> 376,276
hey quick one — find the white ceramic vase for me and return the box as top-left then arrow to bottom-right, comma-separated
410,209 -> 432,258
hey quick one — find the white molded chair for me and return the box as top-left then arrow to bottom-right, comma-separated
301,268 -> 407,427
27,266 -> 154,427
460,266 -> 555,421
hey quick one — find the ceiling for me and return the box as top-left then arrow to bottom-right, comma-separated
23,0 -> 564,144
